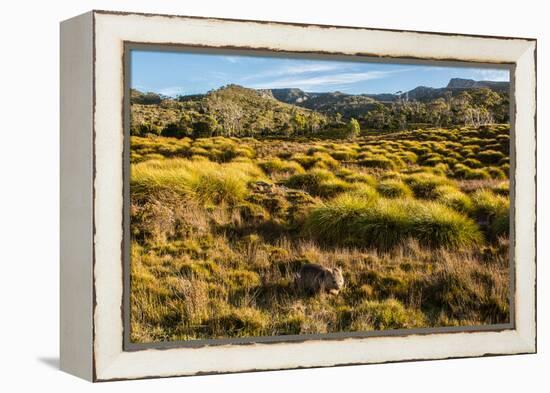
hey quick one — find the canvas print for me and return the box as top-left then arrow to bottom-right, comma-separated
128,50 -> 511,344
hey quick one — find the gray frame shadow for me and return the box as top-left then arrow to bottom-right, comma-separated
123,42 -> 516,351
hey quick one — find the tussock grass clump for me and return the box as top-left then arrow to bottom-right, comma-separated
290,153 -> 318,169
291,152 -> 339,170
403,173 -> 453,199
285,169 -> 355,198
491,181 -> 509,196
205,307 -> 268,338
304,194 -> 483,250
487,167 -> 506,179
358,155 -> 397,170
376,179 -> 413,198
349,185 -> 380,201
131,159 -> 264,205
352,299 -> 426,330
477,149 -> 505,164
421,154 -> 444,167
189,137 -> 257,163
129,124 -> 511,342
311,152 -> 340,170
452,164 -> 491,180
330,149 -> 358,161
395,151 -> 418,164
462,158 -> 483,168
414,254 -> 509,324
434,186 -> 473,213
258,158 -> 304,176
471,190 -> 510,238
337,170 -> 377,186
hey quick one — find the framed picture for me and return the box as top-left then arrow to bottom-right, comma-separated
60,10 -> 537,381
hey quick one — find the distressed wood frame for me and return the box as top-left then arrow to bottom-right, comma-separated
60,10 -> 537,382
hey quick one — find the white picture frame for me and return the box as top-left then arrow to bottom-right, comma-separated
60,10 -> 537,382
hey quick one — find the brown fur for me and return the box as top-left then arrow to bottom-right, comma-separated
296,263 -> 344,295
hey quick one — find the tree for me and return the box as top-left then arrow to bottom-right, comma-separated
364,103 -> 390,130
292,112 -> 307,133
346,118 -> 361,139
192,114 -> 218,138
162,113 -> 194,138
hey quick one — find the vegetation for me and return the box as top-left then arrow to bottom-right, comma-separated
346,118 -> 361,139
131,82 -> 509,138
130,121 -> 511,343
362,89 -> 509,130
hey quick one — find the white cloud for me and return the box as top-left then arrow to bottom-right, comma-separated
242,62 -> 352,81
471,69 -> 510,81
224,56 -> 241,63
249,69 -> 412,90
157,86 -> 186,97
430,67 -> 510,82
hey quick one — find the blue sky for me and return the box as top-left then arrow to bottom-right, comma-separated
131,50 -> 510,97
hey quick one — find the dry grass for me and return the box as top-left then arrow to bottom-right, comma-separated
129,125 -> 511,342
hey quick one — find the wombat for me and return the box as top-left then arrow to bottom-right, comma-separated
297,263 -> 344,295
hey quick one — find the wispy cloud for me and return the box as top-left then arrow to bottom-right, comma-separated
242,62 -> 350,81
224,56 -> 241,64
471,69 -> 510,82
430,67 -> 510,82
249,69 -> 413,90
157,86 -> 186,97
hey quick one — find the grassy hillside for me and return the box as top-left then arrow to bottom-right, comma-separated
131,80 -> 509,139
131,85 -> 331,138
129,124 -> 510,343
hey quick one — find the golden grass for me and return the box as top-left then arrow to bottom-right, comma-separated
129,125 -> 511,342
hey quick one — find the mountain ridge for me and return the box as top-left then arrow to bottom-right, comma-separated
130,78 -> 509,136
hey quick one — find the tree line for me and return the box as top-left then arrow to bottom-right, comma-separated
130,86 -> 509,139
361,88 -> 509,131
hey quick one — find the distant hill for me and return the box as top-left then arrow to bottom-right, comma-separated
130,78 -> 510,137
264,89 -> 377,117
403,78 -> 509,102
203,85 -> 329,135
264,88 -> 313,104
446,78 -> 509,90
259,78 -> 509,116
131,84 -> 331,137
